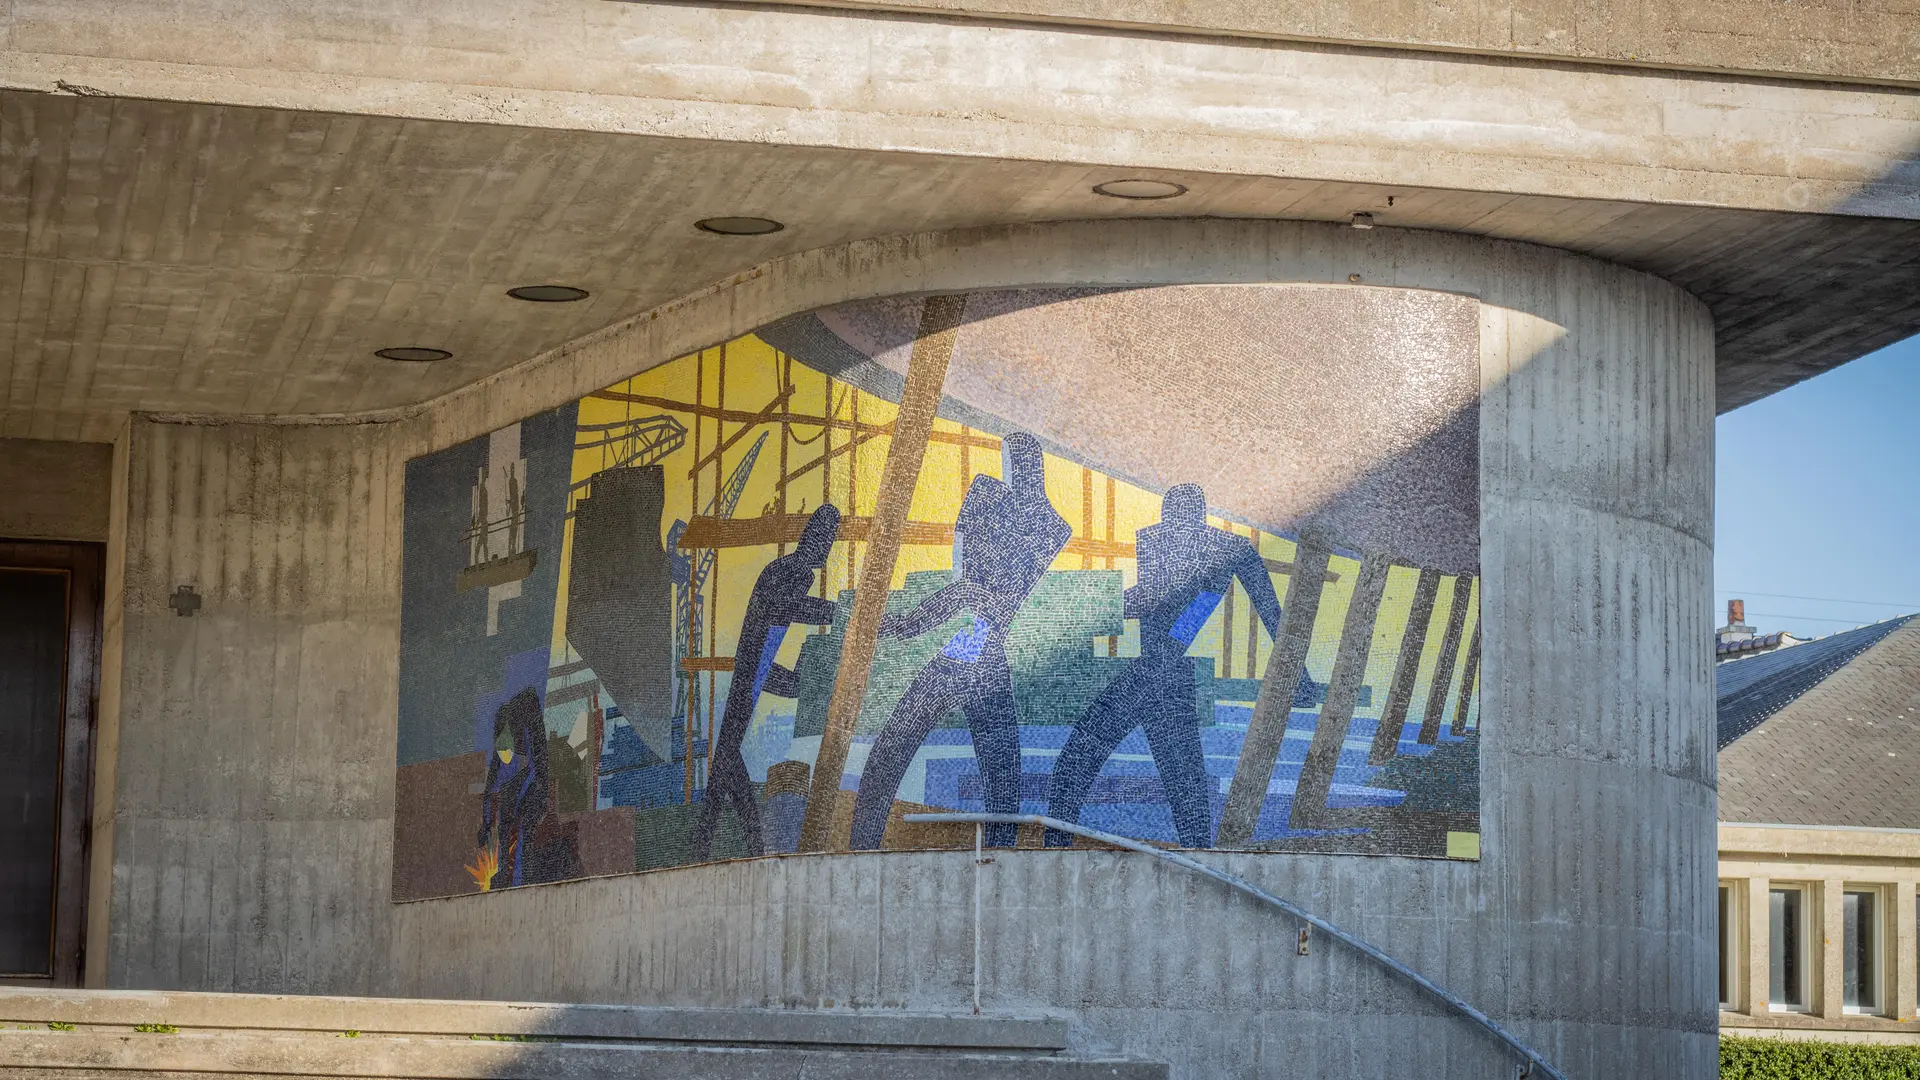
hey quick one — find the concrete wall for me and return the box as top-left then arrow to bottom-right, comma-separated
92,418 -> 402,992
90,219 -> 1717,1078
0,437 -> 113,542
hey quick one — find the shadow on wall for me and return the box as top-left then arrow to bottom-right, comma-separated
392,284 -> 1516,900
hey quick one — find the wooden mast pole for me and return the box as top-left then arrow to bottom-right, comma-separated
797,293 -> 964,852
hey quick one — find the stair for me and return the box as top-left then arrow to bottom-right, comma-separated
0,988 -> 1164,1079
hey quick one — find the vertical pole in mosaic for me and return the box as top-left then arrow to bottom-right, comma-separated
1291,550 -> 1392,828
797,293 -> 965,853
777,353 -> 791,556
1105,476 -> 1117,657
821,374 -> 834,600
686,350 -> 705,805
1418,575 -> 1475,745
1450,620 -> 1481,736
1217,530 -> 1332,848
1222,561 -> 1237,679
1245,530 -> 1262,678
1371,567 -> 1440,765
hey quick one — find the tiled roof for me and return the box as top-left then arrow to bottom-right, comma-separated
1716,631 -> 1788,658
1717,614 -> 1920,828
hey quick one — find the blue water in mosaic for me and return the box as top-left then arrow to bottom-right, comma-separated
816,705 -> 1466,844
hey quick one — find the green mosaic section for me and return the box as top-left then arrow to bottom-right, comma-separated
793,569 -> 1129,738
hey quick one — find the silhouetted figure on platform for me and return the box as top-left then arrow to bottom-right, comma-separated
694,503 -> 841,860
851,433 -> 1070,850
1045,484 -> 1281,849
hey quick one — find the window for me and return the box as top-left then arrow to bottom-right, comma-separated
1843,888 -> 1882,1014
1769,886 -> 1808,1011
1718,883 -> 1740,1009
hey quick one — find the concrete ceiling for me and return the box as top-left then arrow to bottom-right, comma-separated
5,90 -> 1920,441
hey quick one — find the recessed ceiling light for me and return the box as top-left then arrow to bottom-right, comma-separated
377,346 -> 452,363
695,216 -> 785,236
507,284 -> 591,303
1093,179 -> 1188,200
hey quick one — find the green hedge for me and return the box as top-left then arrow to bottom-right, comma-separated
1723,1035 -> 1920,1079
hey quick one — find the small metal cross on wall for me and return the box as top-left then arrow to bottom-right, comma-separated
169,585 -> 202,617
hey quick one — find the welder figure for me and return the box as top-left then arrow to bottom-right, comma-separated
1045,484 -> 1282,849
693,503 -> 841,860
850,432 -> 1071,850
477,687 -> 550,889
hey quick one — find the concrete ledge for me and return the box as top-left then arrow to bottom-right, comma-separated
0,989 -> 1067,1052
1722,1009 -> 1920,1040
0,1029 -> 1161,1079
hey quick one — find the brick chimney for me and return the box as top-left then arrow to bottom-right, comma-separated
1717,598 -> 1756,647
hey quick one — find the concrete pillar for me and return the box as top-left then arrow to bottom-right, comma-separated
1821,877 -> 1845,1019
90,417 -> 402,993
380,221 -> 1718,1080
1894,881 -> 1917,1023
1746,875 -> 1771,1014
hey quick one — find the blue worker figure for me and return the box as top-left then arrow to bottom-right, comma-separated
693,503 -> 841,861
477,687 -> 550,889
1045,483 -> 1282,849
850,432 -> 1071,850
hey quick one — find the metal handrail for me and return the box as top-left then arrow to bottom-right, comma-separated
903,811 -> 1565,1080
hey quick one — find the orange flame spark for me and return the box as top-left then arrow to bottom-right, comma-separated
466,847 -> 500,891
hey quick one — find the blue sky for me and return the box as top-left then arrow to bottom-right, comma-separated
1715,333 -> 1920,638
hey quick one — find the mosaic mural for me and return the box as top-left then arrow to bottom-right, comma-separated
393,285 -> 1484,900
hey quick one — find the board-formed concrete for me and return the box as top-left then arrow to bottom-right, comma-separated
1,0 -> 1917,442
666,0 -> 1920,86
0,438 -> 111,542
0,987 -> 1068,1050
85,219 -> 1715,1079
0,994 -> 1151,1080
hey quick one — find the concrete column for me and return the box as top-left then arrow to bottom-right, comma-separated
1895,881 -> 1917,1023
1821,878 -> 1845,1019
1746,875 -> 1770,1014
93,417 -> 402,993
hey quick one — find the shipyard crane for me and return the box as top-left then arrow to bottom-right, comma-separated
673,432 -> 769,790
567,414 -> 688,512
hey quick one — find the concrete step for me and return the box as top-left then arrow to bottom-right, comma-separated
0,989 -> 1166,1079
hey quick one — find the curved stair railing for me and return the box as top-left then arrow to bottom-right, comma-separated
903,811 -> 1566,1080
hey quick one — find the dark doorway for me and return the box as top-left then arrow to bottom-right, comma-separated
0,541 -> 102,986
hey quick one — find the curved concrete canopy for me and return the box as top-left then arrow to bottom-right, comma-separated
1,0 -> 1916,438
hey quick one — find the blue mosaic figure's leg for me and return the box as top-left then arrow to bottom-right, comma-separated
1143,662 -> 1212,849
727,765 -> 765,857
693,761 -> 765,860
963,656 -> 1022,848
1045,660 -> 1150,847
850,659 -> 964,850
692,775 -> 725,862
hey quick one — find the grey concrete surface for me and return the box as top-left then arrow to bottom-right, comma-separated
94,419 -> 403,995
670,0 -> 1920,86
0,438 -> 112,542
1,87 -> 1906,438
0,988 -> 1067,1050
86,220 -> 1715,1079
0,1030 -> 1160,1080
2,2 -> 1915,440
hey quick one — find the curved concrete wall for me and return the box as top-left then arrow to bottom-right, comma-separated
376,220 -> 1717,1079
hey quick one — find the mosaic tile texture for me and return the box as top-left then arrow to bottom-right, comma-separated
393,285 -> 1483,899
